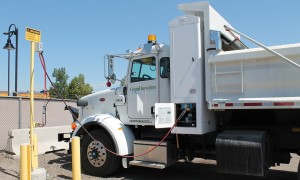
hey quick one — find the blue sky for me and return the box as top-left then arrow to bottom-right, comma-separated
0,0 -> 300,93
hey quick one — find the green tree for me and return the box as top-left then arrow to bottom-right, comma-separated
67,74 -> 93,99
49,67 -> 69,98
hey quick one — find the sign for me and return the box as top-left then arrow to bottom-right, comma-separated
25,27 -> 41,42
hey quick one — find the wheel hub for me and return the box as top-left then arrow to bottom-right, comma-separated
91,149 -> 99,159
87,140 -> 107,167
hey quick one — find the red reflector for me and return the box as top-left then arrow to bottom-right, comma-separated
100,98 -> 105,102
244,102 -> 262,106
106,81 -> 111,87
225,103 -> 233,107
274,102 -> 294,106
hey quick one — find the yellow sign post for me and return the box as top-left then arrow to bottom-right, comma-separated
25,27 -> 41,171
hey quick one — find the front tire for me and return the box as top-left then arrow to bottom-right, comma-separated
81,130 -> 121,176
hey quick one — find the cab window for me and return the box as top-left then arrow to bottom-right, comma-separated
131,57 -> 156,83
160,57 -> 170,78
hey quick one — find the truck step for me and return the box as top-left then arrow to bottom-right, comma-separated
129,160 -> 166,169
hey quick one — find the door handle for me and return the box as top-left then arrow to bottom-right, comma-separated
151,106 -> 155,115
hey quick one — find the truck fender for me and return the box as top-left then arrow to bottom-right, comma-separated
73,114 -> 135,156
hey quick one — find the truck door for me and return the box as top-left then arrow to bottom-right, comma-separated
127,56 -> 158,123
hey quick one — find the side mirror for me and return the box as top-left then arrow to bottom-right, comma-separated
104,55 -> 116,84
210,30 -> 222,51
108,56 -> 116,83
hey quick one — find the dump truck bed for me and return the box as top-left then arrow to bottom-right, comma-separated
207,43 -> 300,109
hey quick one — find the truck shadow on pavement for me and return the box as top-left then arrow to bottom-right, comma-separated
48,152 -> 297,180
47,151 -> 72,171
112,162 -> 297,180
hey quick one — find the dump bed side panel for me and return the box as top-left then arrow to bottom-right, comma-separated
207,44 -> 300,109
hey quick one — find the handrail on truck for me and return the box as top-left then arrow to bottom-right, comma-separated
224,25 -> 300,70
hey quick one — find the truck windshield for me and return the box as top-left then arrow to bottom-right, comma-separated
130,57 -> 156,83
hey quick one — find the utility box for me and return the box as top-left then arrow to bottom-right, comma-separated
133,140 -> 176,167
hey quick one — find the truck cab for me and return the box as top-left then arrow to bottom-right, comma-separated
124,39 -> 170,124
77,36 -> 170,126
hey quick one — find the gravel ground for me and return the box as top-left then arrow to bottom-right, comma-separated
0,150 -> 299,180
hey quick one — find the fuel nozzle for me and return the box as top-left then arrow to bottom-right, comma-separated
184,104 -> 192,112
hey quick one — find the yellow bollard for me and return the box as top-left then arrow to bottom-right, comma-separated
20,143 -> 29,180
32,134 -> 38,170
27,144 -> 31,180
72,137 -> 81,180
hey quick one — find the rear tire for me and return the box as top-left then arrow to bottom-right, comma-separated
81,130 -> 121,176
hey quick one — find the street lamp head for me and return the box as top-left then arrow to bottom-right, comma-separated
3,38 -> 15,50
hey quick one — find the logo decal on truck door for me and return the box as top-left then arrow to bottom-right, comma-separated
129,85 -> 156,94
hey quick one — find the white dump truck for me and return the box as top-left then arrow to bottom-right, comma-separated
64,1 -> 300,178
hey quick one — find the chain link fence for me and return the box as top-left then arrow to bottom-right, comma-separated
0,96 -> 77,150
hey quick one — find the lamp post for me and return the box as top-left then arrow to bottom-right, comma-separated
3,24 -> 18,96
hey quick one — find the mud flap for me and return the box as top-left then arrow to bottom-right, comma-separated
216,130 -> 267,176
